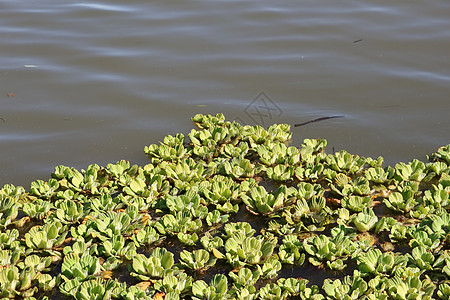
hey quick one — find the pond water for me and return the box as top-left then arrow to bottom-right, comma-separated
1,0 -> 450,187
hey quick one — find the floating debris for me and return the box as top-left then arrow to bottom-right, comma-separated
294,115 -> 344,127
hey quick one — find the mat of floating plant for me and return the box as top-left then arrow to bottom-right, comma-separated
0,114 -> 449,300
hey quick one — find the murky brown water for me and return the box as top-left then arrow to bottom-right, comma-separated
1,0 -> 450,187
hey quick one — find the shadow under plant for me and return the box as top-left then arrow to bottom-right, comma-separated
0,113 -> 449,299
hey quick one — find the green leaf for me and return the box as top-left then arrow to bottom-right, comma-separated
192,280 -> 208,297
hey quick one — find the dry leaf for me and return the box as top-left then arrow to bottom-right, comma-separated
153,292 -> 165,300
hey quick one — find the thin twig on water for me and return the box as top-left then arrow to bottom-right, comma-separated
294,115 -> 344,127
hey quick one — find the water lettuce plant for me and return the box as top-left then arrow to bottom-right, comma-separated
326,150 -> 366,174
241,185 -> 294,215
356,248 -> 407,276
61,252 -> 101,281
228,267 -> 261,289
256,141 -> 300,166
384,189 -> 418,213
351,208 -> 378,232
322,272 -> 368,300
24,220 -> 67,250
153,273 -> 193,298
224,232 -> 277,267
0,195 -> 20,228
278,234 -> 305,265
303,234 -> 359,270
192,274 -> 228,300
179,249 -> 216,271
199,175 -> 240,204
0,113 -> 449,299
130,247 -> 175,280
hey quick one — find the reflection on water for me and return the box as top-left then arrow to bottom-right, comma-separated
1,0 -> 450,186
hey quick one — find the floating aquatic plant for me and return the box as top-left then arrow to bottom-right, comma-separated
24,220 -> 67,251
224,232 -> 277,267
228,267 -> 261,289
278,234 -> 305,265
192,274 -> 228,300
352,207 -> 378,232
153,273 -> 192,297
303,234 -> 359,270
130,247 -> 175,281
241,185 -> 290,215
61,252 -> 101,282
179,249 -> 216,271
0,113 -> 449,299
322,271 -> 368,300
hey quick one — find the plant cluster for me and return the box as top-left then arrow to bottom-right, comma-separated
0,113 -> 449,299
